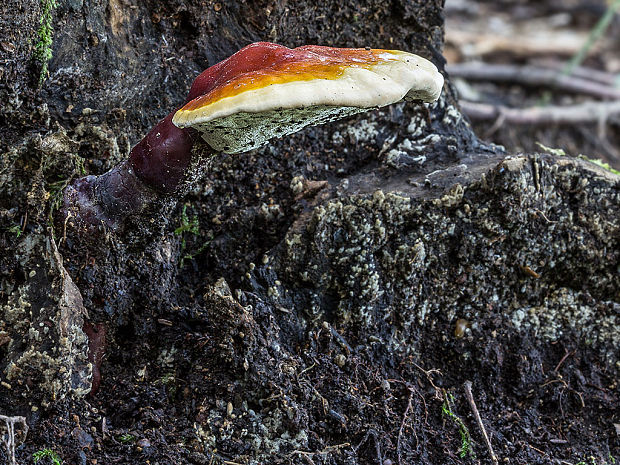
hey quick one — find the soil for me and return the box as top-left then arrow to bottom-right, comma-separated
0,1 -> 619,465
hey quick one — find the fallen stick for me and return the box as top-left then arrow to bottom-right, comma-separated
446,29 -> 589,58
463,381 -> 499,465
0,414 -> 28,465
397,390 -> 415,465
447,63 -> 620,100
529,59 -> 620,87
459,99 -> 620,125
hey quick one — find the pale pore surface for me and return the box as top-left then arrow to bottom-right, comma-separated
173,52 -> 444,154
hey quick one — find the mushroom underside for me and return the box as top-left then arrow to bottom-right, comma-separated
194,104 -> 370,153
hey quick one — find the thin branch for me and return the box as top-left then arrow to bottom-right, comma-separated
0,415 -> 28,465
447,29 -> 589,58
459,99 -> 620,126
463,381 -> 499,465
553,349 -> 575,373
530,59 -> 620,87
448,63 -> 620,100
397,390 -> 415,465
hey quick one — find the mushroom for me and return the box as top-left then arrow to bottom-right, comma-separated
172,42 -> 444,153
62,42 -> 444,234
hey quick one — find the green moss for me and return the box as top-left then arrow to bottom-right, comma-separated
6,224 -> 22,238
579,156 -> 620,176
33,0 -> 58,86
174,204 -> 211,266
441,392 -> 474,459
33,448 -> 62,465
535,142 -> 566,157
575,456 -> 617,465
174,204 -> 200,238
535,143 -> 620,176
117,433 -> 136,444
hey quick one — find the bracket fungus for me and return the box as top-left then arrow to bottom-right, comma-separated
62,42 -> 443,234
173,42 -> 443,153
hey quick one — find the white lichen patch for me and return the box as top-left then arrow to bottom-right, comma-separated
512,289 -> 619,365
272,155 -> 619,366
158,346 -> 178,369
290,176 -> 305,195
345,118 -> 380,144
442,103 -> 465,127
1,234 -> 91,403
437,184 -> 465,208
282,189 -> 432,326
259,203 -> 284,222
407,114 -> 427,136
385,118 -> 441,169
2,291 -> 31,331
194,399 -> 309,460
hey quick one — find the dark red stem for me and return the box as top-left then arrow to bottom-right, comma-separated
129,112 -> 196,194
62,110 -> 202,234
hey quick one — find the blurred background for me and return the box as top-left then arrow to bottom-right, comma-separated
445,0 -> 620,170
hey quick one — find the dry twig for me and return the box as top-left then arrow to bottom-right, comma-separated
397,390 -> 415,465
463,381 -> 499,465
530,59 -> 620,87
460,99 -> 620,126
448,63 -> 620,100
0,415 -> 28,465
447,29 -> 589,58
553,349 -> 575,373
